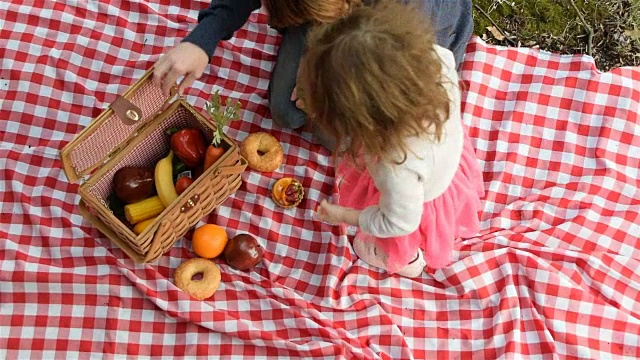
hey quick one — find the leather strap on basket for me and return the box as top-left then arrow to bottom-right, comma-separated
110,95 -> 143,125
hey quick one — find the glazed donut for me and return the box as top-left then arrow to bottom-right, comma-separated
173,258 -> 221,300
240,132 -> 283,172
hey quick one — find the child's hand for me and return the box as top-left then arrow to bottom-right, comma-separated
315,199 -> 343,225
315,198 -> 363,226
315,200 -> 362,227
153,43 -> 209,97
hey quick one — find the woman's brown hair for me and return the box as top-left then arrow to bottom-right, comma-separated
298,0 -> 452,165
263,0 -> 362,29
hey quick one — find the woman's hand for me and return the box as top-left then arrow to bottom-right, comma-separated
153,42 -> 209,96
291,86 -> 305,111
315,200 -> 361,227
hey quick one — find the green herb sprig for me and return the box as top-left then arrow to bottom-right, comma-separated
204,90 -> 242,146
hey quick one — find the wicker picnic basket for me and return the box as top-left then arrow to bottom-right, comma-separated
60,67 -> 247,263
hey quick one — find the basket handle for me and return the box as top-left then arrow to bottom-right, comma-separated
214,159 -> 247,176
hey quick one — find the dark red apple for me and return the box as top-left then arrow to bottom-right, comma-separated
224,233 -> 264,271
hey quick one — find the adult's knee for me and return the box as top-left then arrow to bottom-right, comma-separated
268,24 -> 310,129
268,94 -> 307,129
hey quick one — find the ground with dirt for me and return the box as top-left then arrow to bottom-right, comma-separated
472,0 -> 640,71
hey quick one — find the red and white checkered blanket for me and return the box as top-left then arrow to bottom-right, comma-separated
2,1 -> 640,359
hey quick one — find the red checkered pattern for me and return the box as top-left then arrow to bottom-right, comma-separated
1,1 -> 640,359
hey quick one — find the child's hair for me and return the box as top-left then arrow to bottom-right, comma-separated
298,0 -> 451,164
263,0 -> 362,29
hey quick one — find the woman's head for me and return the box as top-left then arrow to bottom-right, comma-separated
262,0 -> 361,29
298,0 -> 451,163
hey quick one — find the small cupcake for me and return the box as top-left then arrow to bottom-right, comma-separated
271,178 -> 304,208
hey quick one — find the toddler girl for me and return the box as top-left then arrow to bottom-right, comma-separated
302,1 -> 485,277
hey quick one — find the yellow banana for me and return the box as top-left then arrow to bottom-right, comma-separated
155,151 -> 179,207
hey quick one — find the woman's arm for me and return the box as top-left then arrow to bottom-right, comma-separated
182,0 -> 262,59
153,0 -> 262,95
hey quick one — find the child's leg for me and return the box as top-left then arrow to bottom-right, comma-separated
267,24 -> 337,150
395,250 -> 426,278
352,233 -> 388,271
352,233 -> 427,278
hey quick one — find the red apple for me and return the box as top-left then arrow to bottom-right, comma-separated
224,233 -> 264,271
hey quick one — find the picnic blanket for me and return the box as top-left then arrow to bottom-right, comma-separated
1,1 -> 640,359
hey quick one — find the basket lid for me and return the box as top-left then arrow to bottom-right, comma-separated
60,66 -> 175,183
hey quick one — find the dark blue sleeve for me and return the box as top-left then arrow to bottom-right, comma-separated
182,0 -> 262,59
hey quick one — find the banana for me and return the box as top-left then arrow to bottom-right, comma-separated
155,151 -> 179,207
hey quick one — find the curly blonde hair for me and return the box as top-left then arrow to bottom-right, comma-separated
298,0 -> 451,164
263,0 -> 362,29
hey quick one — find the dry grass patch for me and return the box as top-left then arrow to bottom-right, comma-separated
472,0 -> 640,71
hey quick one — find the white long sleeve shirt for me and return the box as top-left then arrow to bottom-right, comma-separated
358,45 -> 464,238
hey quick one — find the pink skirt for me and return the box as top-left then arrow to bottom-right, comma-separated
335,134 -> 484,272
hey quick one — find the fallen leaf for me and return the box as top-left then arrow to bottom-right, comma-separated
486,26 -> 506,41
624,28 -> 640,40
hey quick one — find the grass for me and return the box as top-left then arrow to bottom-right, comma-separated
472,0 -> 640,71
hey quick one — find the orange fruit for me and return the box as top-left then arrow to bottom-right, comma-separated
192,224 -> 228,259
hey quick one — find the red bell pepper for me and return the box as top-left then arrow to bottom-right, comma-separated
168,128 -> 207,168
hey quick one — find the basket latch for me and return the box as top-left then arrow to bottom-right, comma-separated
180,194 -> 200,213
110,95 -> 143,125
